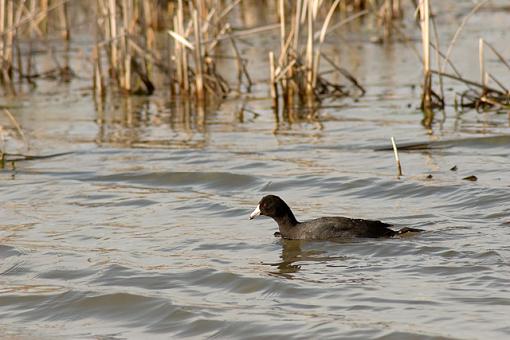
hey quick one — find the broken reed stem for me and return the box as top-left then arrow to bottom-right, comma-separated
479,38 -> 486,90
430,70 -> 504,95
419,0 -> 431,109
391,136 -> 402,177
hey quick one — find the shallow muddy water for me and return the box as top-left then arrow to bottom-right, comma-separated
1,2 -> 510,339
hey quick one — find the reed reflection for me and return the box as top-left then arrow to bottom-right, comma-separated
94,95 -> 209,148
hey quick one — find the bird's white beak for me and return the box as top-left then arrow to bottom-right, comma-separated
249,205 -> 261,220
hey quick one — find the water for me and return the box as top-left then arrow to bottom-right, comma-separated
1,2 -> 510,339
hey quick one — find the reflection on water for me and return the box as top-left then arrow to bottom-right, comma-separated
94,92 -> 332,148
267,240 -> 350,279
95,95 -> 214,148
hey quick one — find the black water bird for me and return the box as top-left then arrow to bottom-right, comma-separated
249,195 -> 422,240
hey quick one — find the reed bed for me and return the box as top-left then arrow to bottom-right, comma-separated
94,0 -> 157,96
0,0 -> 72,94
0,0 -> 507,118
416,0 -> 508,113
269,0 -> 366,113
93,0 -> 253,104
417,0 -> 443,111
439,39 -> 510,112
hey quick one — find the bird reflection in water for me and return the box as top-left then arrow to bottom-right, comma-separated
266,237 -> 348,279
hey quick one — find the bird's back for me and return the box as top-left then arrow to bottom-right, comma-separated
290,216 -> 395,240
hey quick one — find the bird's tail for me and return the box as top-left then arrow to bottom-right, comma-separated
396,227 -> 424,235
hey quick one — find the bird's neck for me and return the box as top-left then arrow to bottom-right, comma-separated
274,211 -> 299,231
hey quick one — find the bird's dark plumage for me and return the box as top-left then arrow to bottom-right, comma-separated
249,195 -> 422,240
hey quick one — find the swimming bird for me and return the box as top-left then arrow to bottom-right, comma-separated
249,195 -> 422,240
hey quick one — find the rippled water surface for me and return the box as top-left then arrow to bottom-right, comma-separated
1,3 -> 510,340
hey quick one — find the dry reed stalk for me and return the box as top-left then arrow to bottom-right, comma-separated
2,109 -> 25,144
294,0 -> 302,52
11,1 -> 24,83
391,136 -> 402,177
142,0 -> 155,87
484,41 -> 510,73
440,0 -> 489,74
322,9 -> 369,38
269,51 -> 277,108
394,0 -> 402,18
108,0 -> 118,80
279,0 -> 285,55
121,0 -> 132,92
429,13 -> 444,105
172,16 -> 182,92
278,0 -> 288,96
479,38 -> 486,91
38,0 -> 48,33
419,0 -> 431,110
379,0 -> 392,36
15,27 -> 21,82
3,0 -> 13,84
430,70 -> 503,95
305,0 -> 314,103
177,0 -> 189,93
192,8 -> 204,102
26,0 -> 37,81
25,0 -> 37,35
0,1 -> 4,76
313,0 -> 341,88
92,46 -> 104,98
487,73 -> 508,94
321,54 -> 366,94
58,0 -> 69,41
209,23 -> 280,45
227,29 -> 252,92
